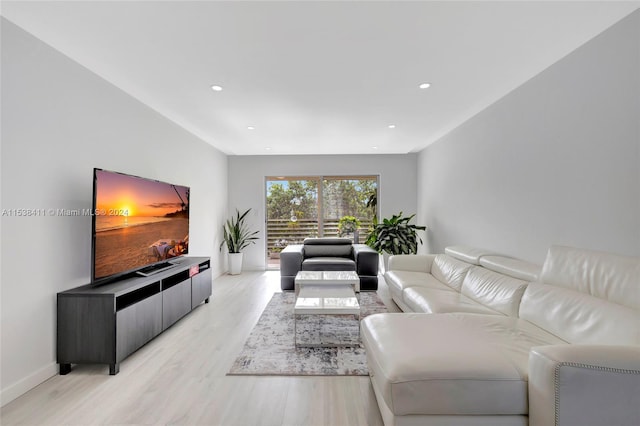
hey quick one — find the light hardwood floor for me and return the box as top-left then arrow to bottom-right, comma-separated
1,271 -> 400,425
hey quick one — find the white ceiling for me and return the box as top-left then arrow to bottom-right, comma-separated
2,1 -> 639,155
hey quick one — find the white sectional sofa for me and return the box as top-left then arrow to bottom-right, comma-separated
362,245 -> 640,426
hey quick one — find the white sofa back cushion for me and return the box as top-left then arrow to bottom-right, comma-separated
520,283 -> 639,345
387,254 -> 435,274
480,256 -> 540,282
461,266 -> 529,317
519,245 -> 640,345
431,254 -> 473,291
445,246 -> 498,265
540,245 -> 640,310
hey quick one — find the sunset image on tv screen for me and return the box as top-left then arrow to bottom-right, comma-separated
93,169 -> 189,280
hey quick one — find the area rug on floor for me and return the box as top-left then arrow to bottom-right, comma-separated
227,291 -> 387,376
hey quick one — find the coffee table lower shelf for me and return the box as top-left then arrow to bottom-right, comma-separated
294,284 -> 361,348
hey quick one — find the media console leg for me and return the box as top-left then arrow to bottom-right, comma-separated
109,363 -> 120,375
205,297 -> 210,303
59,363 -> 71,375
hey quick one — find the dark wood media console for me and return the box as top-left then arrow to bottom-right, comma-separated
57,257 -> 211,375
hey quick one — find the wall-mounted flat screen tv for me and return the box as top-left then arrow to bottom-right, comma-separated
92,168 -> 190,283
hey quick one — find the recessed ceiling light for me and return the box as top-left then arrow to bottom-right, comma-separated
419,83 -> 431,89
247,126 -> 255,130
211,85 -> 223,92
388,124 -> 396,129
372,146 -> 378,150
265,147 -> 272,151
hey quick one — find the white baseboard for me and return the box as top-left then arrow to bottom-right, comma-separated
1,362 -> 57,407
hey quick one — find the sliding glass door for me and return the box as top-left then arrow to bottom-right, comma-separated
265,175 -> 378,268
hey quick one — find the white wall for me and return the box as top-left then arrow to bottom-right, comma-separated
417,10 -> 640,264
0,19 -> 228,405
228,154 -> 418,270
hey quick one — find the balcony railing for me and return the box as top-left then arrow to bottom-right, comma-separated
266,218 -> 372,256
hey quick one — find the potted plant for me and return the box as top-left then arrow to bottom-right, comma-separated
365,212 -> 426,271
338,215 -> 362,242
219,208 -> 259,275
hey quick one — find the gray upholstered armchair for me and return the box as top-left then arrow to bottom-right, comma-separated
280,237 -> 379,291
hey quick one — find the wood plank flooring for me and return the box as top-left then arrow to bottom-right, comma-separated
1,271 -> 400,425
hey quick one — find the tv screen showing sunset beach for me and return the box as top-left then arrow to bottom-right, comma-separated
92,169 -> 190,281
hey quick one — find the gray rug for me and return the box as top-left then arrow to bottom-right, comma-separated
228,292 -> 387,376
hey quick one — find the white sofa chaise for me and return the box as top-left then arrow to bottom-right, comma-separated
362,245 -> 640,426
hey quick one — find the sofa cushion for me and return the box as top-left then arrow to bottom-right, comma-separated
479,255 -> 540,282
385,270 -> 449,304
388,254 -> 435,273
302,257 -> 356,271
539,245 -> 640,310
362,313 -> 565,416
431,254 -> 473,291
445,246 -> 499,265
460,266 -> 529,317
303,244 -> 353,258
403,287 -> 502,315
519,283 -> 640,345
385,270 -> 455,291
520,245 -> 640,345
303,237 -> 352,245
385,270 -> 455,299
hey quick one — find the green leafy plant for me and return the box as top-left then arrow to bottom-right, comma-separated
365,189 -> 377,213
338,215 -> 361,236
219,208 -> 260,253
365,212 -> 426,255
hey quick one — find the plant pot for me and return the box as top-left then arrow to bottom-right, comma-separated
228,252 -> 243,275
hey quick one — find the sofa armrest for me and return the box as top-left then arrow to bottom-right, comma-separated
528,345 -> 640,426
353,244 -> 379,276
280,244 -> 304,276
387,254 -> 436,273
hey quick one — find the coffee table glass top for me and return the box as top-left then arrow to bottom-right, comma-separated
295,270 -> 359,282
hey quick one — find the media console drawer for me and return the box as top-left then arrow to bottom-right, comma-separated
116,292 -> 162,361
192,267 -> 212,308
162,278 -> 192,330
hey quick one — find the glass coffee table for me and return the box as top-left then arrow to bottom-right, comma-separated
294,284 -> 360,347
